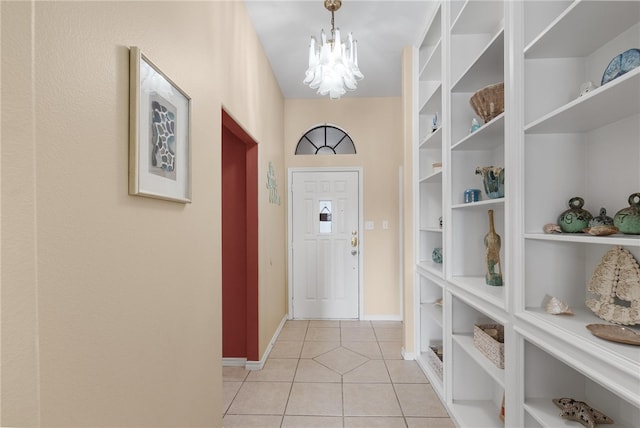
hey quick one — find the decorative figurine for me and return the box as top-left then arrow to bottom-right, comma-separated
614,192 -> 640,234
470,118 -> 481,133
552,398 -> 614,428
484,209 -> 503,286
589,208 -> 614,227
432,112 -> 439,132
586,246 -> 640,325
475,166 -> 504,199
578,81 -> 595,97
558,197 -> 593,233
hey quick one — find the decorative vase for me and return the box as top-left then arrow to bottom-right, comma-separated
558,197 -> 592,233
475,166 -> 504,199
484,209 -> 503,286
614,193 -> 640,235
432,248 -> 443,264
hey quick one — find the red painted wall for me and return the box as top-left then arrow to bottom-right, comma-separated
221,111 -> 259,361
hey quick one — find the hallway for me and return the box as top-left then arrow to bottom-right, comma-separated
223,320 -> 454,427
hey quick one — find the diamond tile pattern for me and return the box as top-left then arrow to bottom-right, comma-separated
223,320 -> 454,427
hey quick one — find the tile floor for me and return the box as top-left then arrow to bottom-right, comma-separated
223,320 -> 454,428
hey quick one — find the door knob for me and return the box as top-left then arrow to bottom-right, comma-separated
351,249 -> 358,255
351,236 -> 358,247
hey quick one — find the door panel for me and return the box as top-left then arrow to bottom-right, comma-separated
291,171 -> 359,319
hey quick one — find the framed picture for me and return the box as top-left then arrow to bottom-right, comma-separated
129,46 -> 191,203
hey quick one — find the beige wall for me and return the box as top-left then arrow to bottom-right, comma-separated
284,98 -> 403,318
1,1 -> 285,426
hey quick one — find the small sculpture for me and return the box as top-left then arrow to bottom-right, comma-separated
432,247 -> 443,264
552,398 -> 614,428
470,118 -> 480,133
484,210 -> 503,286
578,81 -> 595,97
585,246 -> 640,325
542,294 -> 574,315
432,112 -> 439,132
589,208 -> 614,227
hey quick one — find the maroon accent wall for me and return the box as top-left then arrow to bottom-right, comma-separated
221,110 -> 259,361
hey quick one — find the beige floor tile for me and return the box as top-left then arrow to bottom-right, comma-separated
278,327 -> 307,342
269,341 -> 303,359
342,341 -> 383,359
246,358 -> 298,382
371,320 -> 403,329
314,347 -> 369,374
285,382 -> 343,416
295,359 -> 341,383
285,319 -> 309,328
223,414 -> 283,427
394,384 -> 448,417
226,382 -> 291,415
223,365 -> 249,382
222,381 -> 242,414
406,417 -> 456,428
343,360 -> 391,383
341,320 -> 371,327
281,415 -> 343,427
385,360 -> 428,383
374,328 -> 403,341
300,341 -> 340,358
341,327 -> 377,342
378,341 -> 403,360
344,416 -> 407,427
343,383 -> 402,416
308,320 -> 340,328
305,327 -> 341,341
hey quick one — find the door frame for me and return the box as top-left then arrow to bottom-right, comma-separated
287,167 -> 364,319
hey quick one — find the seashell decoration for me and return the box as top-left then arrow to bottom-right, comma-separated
542,294 -> 574,315
553,397 -> 614,428
583,225 -> 619,236
543,223 -> 562,234
585,246 -> 640,325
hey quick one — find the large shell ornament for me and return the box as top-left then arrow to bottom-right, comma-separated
542,294 -> 574,315
585,246 -> 640,325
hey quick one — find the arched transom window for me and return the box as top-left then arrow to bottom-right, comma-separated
295,124 -> 356,155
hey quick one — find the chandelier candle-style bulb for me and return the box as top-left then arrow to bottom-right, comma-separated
303,0 -> 363,99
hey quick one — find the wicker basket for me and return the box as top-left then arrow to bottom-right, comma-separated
473,324 -> 504,369
470,82 -> 504,123
427,345 -> 443,379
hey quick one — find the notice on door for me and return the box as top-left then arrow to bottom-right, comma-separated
319,201 -> 332,234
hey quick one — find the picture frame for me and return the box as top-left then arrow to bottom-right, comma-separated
129,46 -> 191,203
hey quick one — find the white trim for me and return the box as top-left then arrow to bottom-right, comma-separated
401,347 -> 416,361
221,358 -> 246,367
287,167 -> 364,320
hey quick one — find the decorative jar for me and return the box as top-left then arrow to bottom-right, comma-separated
558,197 -> 592,233
475,166 -> 504,199
614,193 -> 640,235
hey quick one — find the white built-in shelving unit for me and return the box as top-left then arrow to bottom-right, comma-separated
412,1 -> 640,427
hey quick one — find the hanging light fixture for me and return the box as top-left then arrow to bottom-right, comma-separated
303,0 -> 364,99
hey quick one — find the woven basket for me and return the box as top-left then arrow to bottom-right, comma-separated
427,345 -> 443,379
473,324 -> 504,369
470,82 -> 504,123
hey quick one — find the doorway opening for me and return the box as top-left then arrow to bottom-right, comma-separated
221,109 -> 258,362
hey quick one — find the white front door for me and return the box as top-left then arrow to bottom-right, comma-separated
290,170 -> 360,319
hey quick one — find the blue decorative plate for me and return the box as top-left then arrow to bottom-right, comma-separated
601,48 -> 640,85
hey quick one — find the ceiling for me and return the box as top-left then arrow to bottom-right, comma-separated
244,0 -> 438,99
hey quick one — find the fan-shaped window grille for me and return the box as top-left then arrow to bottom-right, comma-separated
295,125 -> 356,155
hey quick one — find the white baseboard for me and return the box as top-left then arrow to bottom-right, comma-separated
244,314 -> 288,371
401,347 -> 416,361
221,357 -> 247,367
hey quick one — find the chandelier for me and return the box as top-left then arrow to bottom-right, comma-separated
303,0 -> 364,99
